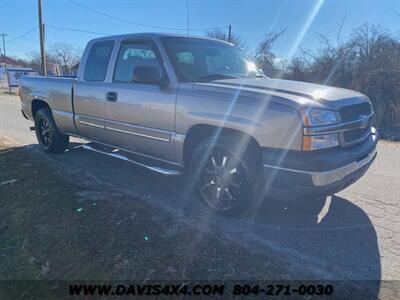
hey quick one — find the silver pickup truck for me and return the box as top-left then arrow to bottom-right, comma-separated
20,33 -> 378,215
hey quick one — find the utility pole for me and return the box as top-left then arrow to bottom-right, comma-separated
0,33 -> 6,57
186,0 -> 189,37
228,25 -> 232,43
38,0 -> 47,76
0,33 -> 11,92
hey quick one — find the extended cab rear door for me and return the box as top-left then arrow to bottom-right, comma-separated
74,40 -> 115,141
103,38 -> 177,163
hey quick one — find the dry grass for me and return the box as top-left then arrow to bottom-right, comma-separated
0,138 -> 293,299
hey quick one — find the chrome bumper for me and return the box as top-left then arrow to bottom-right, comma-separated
310,145 -> 376,186
263,131 -> 378,196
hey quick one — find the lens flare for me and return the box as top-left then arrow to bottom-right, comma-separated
247,61 -> 257,73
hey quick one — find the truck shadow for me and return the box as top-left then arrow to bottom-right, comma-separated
247,195 -> 381,298
253,195 -> 381,278
30,143 -> 382,298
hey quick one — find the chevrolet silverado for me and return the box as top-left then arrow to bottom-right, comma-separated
20,33 -> 378,215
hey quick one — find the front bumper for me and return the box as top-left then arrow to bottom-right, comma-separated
262,129 -> 378,199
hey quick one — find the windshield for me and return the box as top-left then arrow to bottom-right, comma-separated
160,37 -> 264,82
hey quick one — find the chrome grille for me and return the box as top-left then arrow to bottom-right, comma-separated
339,102 -> 372,122
339,102 -> 373,146
343,127 -> 370,144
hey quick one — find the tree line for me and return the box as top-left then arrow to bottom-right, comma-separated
13,42 -> 81,76
207,24 -> 400,138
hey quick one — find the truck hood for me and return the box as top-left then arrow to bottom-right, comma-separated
194,77 -> 370,110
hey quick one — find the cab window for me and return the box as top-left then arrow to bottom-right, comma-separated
114,42 -> 161,82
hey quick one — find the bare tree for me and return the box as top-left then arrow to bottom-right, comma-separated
350,24 -> 397,70
254,29 -> 286,75
285,23 -> 400,136
48,42 -> 81,75
25,51 -> 57,73
350,24 -> 400,128
205,28 -> 248,53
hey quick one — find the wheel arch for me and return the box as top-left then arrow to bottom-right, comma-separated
31,99 -> 51,119
182,124 -> 262,167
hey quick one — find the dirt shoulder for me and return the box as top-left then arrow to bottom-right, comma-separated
0,137 -> 298,298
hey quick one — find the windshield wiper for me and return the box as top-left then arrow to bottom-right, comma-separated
194,74 -> 239,82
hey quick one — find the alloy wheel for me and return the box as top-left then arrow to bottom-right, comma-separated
38,119 -> 52,148
198,148 -> 248,211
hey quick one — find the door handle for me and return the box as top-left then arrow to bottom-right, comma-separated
106,91 -> 118,102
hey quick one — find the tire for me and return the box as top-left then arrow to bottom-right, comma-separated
189,135 -> 264,216
34,108 -> 69,153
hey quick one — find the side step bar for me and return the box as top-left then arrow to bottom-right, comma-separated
82,144 -> 181,176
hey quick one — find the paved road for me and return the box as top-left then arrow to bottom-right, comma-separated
1,94 -> 399,288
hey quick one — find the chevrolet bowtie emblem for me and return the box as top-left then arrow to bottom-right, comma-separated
359,115 -> 369,128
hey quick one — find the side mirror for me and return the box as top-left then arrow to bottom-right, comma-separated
132,65 -> 168,87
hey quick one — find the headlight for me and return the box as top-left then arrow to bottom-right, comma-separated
303,133 -> 339,151
300,108 -> 340,151
300,108 -> 339,126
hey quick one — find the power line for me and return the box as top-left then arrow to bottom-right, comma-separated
7,27 -> 38,44
67,0 -> 228,32
47,24 -> 110,36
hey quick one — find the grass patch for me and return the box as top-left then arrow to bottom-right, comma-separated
0,138 -> 295,298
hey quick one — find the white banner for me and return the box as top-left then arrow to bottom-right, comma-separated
6,68 -> 38,87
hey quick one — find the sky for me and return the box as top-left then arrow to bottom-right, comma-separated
1,0 -> 399,61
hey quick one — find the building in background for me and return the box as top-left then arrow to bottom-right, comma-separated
0,55 -> 21,79
0,55 -> 38,90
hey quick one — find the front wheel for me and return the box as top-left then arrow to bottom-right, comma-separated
189,136 -> 264,216
34,108 -> 69,153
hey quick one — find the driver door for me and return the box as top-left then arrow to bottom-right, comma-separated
104,39 -> 177,162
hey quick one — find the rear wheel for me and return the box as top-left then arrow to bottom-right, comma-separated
34,108 -> 69,153
190,136 -> 263,216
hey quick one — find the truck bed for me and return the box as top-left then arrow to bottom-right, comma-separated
20,76 -> 77,134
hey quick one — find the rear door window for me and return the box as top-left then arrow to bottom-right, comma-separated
84,41 -> 114,81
